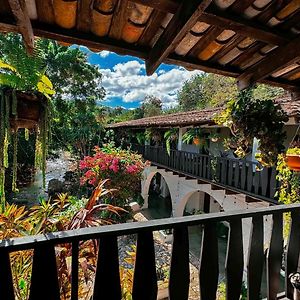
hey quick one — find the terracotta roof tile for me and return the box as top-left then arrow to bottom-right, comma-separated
108,96 -> 300,129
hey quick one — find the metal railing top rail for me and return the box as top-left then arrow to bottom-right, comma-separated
142,145 -> 262,166
1,203 -> 299,252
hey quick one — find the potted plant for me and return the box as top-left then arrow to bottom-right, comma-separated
286,147 -> 300,171
183,128 -> 204,146
145,128 -> 162,144
164,128 -> 178,155
214,88 -> 288,167
208,132 -> 221,143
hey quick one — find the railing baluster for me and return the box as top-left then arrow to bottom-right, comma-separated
169,227 -> 190,300
29,244 -> 60,300
226,219 -> 244,300
253,171 -> 260,195
285,210 -> 300,299
269,167 -> 277,199
247,216 -> 264,300
247,164 -> 253,192
132,231 -> 157,300
228,160 -> 233,186
71,241 -> 79,300
267,212 -> 283,300
261,168 -> 269,197
240,161 -> 247,190
203,156 -> 207,178
0,249 -> 14,300
93,236 -> 121,299
199,223 -> 219,300
234,161 -> 240,188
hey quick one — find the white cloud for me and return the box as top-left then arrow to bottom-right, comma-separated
98,50 -> 111,58
101,60 -> 202,108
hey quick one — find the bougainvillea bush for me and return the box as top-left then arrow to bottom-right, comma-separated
80,145 -> 149,208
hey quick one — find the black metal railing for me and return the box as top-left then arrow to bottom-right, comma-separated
132,145 -> 278,202
0,204 -> 300,299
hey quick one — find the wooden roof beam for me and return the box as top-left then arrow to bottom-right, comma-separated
8,0 -> 34,53
238,36 -> 300,89
145,0 -> 212,76
199,10 -> 289,46
131,0 -> 289,46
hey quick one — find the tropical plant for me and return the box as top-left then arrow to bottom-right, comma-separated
164,128 -> 178,155
287,147 -> 300,155
144,128 -> 162,144
0,34 -> 55,97
0,35 -> 54,206
182,128 -> 207,148
215,87 -> 288,167
136,132 -> 145,145
0,180 -> 123,299
80,145 -> 148,210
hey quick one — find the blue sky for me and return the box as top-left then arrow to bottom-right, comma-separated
78,46 -> 201,109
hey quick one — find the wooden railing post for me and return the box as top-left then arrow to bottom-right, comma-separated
226,219 -> 244,300
199,223 -> 219,300
267,212 -> 283,300
132,231 -> 157,300
285,210 -> 300,299
247,216 -> 264,300
169,227 -> 190,300
0,249 -> 14,300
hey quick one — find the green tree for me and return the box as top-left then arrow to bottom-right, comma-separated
177,73 -> 207,111
141,95 -> 163,117
38,40 -> 106,157
177,73 -> 284,112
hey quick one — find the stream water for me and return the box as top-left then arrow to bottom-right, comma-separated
10,152 -> 75,206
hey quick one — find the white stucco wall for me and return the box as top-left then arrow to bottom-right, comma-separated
141,165 -> 272,268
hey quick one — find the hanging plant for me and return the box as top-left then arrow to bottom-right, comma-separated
164,128 -> 178,155
286,147 -> 300,171
136,131 -> 145,145
208,132 -> 221,143
214,87 -> 288,167
182,128 -> 208,148
0,88 -> 52,205
145,128 -> 162,144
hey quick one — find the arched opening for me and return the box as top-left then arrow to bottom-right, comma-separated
183,191 -> 223,216
146,173 -> 172,219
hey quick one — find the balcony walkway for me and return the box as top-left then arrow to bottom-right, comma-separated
132,144 -> 279,204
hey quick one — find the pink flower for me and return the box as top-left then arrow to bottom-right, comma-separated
85,170 -> 96,179
88,177 -> 97,186
109,164 -> 119,173
126,165 -> 138,174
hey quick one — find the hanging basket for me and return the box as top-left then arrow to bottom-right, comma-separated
286,154 -> 300,171
6,90 -> 45,130
193,137 -> 201,145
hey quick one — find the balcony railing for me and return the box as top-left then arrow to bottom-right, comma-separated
0,204 -> 300,299
132,145 -> 278,203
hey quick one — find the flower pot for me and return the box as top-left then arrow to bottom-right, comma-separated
286,155 -> 300,171
211,137 -> 219,143
193,137 -> 201,145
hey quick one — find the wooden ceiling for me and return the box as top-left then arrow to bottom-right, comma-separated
1,0 -> 300,90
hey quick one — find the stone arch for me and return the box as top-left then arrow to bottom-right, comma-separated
141,169 -> 177,212
174,189 -> 223,217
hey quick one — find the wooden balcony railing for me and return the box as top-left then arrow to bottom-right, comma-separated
0,204 -> 300,299
132,145 -> 278,203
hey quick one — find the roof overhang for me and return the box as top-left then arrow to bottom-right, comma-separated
1,0 -> 300,90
